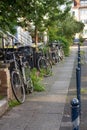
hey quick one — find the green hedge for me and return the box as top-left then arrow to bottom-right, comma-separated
57,37 -> 70,56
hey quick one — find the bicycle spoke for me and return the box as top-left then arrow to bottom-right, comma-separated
11,71 -> 25,103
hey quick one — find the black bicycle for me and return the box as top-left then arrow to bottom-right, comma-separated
7,50 -> 26,103
48,43 -> 59,65
22,44 -> 52,77
17,49 -> 34,94
4,32 -> 34,103
37,45 -> 52,77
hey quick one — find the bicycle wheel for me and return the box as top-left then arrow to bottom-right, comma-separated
54,51 -> 60,64
38,57 -> 52,77
11,70 -> 25,103
60,49 -> 64,61
23,64 -> 33,94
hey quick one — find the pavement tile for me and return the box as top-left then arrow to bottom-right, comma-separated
0,46 -> 78,130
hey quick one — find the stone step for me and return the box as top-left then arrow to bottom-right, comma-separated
0,98 -> 8,117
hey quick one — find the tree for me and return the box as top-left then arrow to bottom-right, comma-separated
60,14 -> 84,40
0,0 -> 72,44
0,0 -> 18,32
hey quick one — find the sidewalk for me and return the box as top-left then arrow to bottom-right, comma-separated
60,44 -> 87,130
79,44 -> 87,130
0,46 -> 78,130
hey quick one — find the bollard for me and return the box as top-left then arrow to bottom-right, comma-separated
78,43 -> 80,59
71,98 -> 80,130
76,67 -> 81,115
78,57 -> 81,63
78,43 -> 80,52
77,44 -> 81,70
78,51 -> 80,58
77,56 -> 81,70
78,61 -> 81,72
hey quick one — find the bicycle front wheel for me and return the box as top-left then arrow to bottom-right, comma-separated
23,65 -> 33,94
59,49 -> 64,61
52,51 -> 59,64
11,70 -> 25,103
38,57 -> 52,77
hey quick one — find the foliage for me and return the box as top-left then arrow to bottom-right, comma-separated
79,35 -> 84,44
0,95 -> 4,100
81,88 -> 87,94
57,37 -> 70,56
30,68 -> 45,92
0,0 -> 84,46
0,0 -> 71,37
61,15 -> 84,38
48,24 -> 59,42
39,44 -> 49,54
0,0 -> 18,33
47,12 -> 84,56
8,100 -> 21,108
48,13 -> 84,42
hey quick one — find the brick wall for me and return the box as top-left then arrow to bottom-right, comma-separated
0,69 -> 7,96
0,67 -> 14,100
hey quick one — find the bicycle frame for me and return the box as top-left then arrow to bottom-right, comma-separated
19,56 -> 27,84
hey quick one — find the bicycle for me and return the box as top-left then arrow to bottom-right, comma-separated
6,32 -> 34,93
56,43 -> 64,61
17,49 -> 34,94
21,43 -> 52,77
48,43 -> 59,65
0,31 -> 25,103
37,45 -> 52,77
3,32 -> 34,103
6,50 -> 26,103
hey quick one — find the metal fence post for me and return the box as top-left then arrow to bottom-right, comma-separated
78,43 -> 81,62
78,62 -> 81,79
78,51 -> 80,58
71,98 -> 80,130
78,43 -> 80,53
76,67 -> 81,116
78,57 -> 81,63
78,57 -> 81,72
77,42 -> 81,70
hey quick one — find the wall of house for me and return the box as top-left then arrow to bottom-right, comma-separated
71,0 -> 87,39
15,26 -> 33,45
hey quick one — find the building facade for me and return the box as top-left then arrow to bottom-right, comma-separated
71,0 -> 87,38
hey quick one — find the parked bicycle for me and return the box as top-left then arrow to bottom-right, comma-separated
56,42 -> 64,61
1,32 -> 34,103
6,50 -> 26,103
20,43 -> 52,77
17,48 -> 33,94
48,41 -> 64,64
48,42 -> 59,64
37,45 -> 52,77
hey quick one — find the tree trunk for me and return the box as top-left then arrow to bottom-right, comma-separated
35,26 -> 38,45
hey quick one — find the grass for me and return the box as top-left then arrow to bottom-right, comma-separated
81,88 -> 87,94
8,100 -> 21,108
0,95 -> 4,100
80,50 -> 85,64
30,68 -> 45,92
80,50 -> 85,55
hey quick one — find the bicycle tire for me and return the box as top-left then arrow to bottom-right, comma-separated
11,70 -> 25,103
53,51 -> 59,64
60,49 -> 64,61
23,64 -> 33,94
38,57 -> 52,77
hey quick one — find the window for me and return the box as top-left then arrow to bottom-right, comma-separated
80,0 -> 87,6
84,20 -> 87,24
84,29 -> 87,34
72,11 -> 75,16
79,9 -> 87,20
